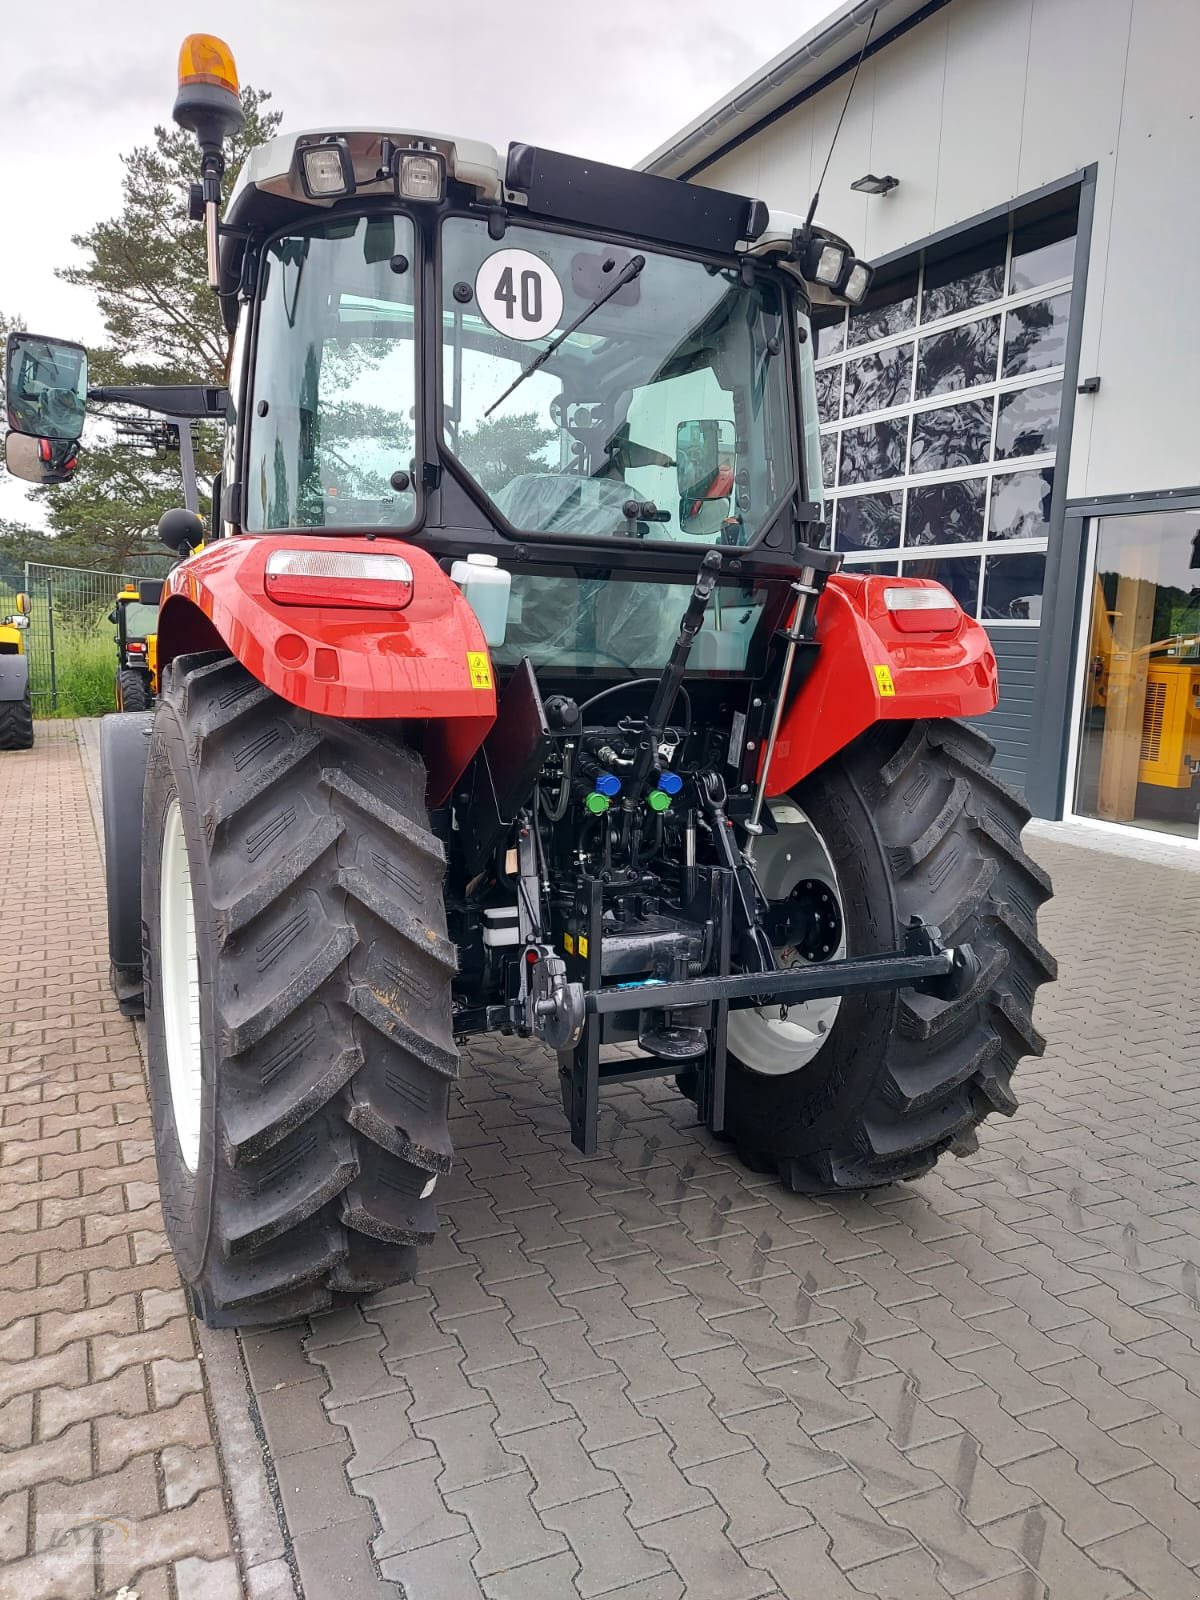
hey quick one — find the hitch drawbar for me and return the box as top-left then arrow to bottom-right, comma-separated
519,916 -> 978,1156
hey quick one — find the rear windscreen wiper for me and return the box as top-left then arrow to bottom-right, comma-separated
484,253 -> 645,418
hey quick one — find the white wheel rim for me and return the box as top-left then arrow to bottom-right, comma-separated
159,798 -> 203,1171
727,801 -> 847,1077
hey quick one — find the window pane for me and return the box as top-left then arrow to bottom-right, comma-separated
843,343 -> 913,417
836,490 -> 903,551
996,381 -> 1061,458
982,551 -> 1046,620
815,365 -> 841,423
821,432 -> 838,489
916,315 -> 999,398
1003,292 -> 1071,376
989,468 -> 1054,539
814,309 -> 847,360
906,478 -> 986,546
839,419 -> 906,484
848,272 -> 918,346
900,554 -> 981,616
921,235 -> 1006,321
1010,211 -> 1076,292
910,398 -> 993,473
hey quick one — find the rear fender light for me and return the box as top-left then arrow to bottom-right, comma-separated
882,583 -> 962,634
264,549 -> 414,609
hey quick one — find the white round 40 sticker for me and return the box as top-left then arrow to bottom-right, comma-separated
475,249 -> 563,342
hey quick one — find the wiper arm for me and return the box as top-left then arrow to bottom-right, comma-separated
484,253 -> 646,418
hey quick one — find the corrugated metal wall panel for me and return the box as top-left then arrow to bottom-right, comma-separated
971,626 -> 1042,792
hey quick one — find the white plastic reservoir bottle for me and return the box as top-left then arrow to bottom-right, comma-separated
450,552 -> 511,646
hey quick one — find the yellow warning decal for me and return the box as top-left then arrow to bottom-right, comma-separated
467,651 -> 493,690
578,935 -> 589,959
563,933 -> 575,955
874,664 -> 896,697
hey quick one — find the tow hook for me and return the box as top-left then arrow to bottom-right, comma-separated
522,946 -> 586,1050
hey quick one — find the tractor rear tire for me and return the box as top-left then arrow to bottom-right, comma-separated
142,652 -> 458,1326
0,687 -> 34,750
116,669 -> 152,712
689,719 -> 1055,1193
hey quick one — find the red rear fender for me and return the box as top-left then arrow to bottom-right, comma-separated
155,535 -> 497,801
766,573 -> 999,794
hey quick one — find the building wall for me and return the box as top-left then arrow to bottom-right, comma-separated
695,0 -> 1200,503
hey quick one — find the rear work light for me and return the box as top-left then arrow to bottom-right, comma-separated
882,583 -> 962,634
264,549 -> 414,609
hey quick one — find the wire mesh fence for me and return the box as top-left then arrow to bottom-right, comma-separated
23,563 -> 137,717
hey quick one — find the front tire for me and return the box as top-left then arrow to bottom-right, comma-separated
702,720 -> 1055,1192
0,687 -> 34,750
116,668 -> 152,712
143,653 -> 458,1326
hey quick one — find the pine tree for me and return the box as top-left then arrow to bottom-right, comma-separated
6,90 -> 281,570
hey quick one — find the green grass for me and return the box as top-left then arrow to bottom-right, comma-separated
25,594 -> 121,719
40,626 -> 116,718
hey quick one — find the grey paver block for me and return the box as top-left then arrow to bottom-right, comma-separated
333,1393 -> 435,1481
1084,1522 -> 1199,1600
367,1456 -> 472,1556
447,1468 -> 569,1576
541,1488 -> 672,1597
515,1316 -> 616,1384
475,1358 -> 575,1436
640,1384 -> 756,1469
983,1506 -> 1135,1600
685,1448 -> 812,1546
847,1544 -> 957,1600
603,1329 -> 702,1402
244,1556 -> 298,1599
174,1555 -> 243,1599
410,1401 -> 519,1492
369,1292 -> 458,1356
881,1485 -> 1024,1593
242,1327 -> 315,1391
504,1418 -> 618,1509
273,1440 -> 360,1536
816,1416 -> 945,1507
553,1372 -> 660,1452
480,1551 -> 582,1599
742,1524 -> 865,1600
1099,1464 -> 1200,1565
677,1343 -> 782,1419
309,1333 -> 408,1408
295,1513 -> 402,1597
529,1240 -> 617,1296
906,1432 -> 1041,1526
592,1431 -> 713,1528
394,1348 -> 480,1422
161,1442 -> 220,1509
256,1377 -> 346,1459
1022,1398 -> 1151,1484
783,1466 -> 917,1570
489,1268 -> 578,1333
640,1504 -> 776,1600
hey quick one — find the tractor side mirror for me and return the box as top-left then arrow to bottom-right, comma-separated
138,580 -> 165,607
3,430 -> 80,485
158,508 -> 205,557
675,418 -> 735,529
15,592 -> 30,618
5,332 -> 88,442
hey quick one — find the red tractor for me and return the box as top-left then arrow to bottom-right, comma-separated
4,35 -> 1054,1327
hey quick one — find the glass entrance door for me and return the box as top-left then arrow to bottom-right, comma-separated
1073,510 -> 1200,839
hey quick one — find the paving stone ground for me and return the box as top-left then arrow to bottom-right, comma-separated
0,725 -> 240,1599
243,809 -> 1200,1597
24,719 -> 1200,1599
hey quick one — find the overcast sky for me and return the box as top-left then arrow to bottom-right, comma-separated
1,0 -> 837,525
